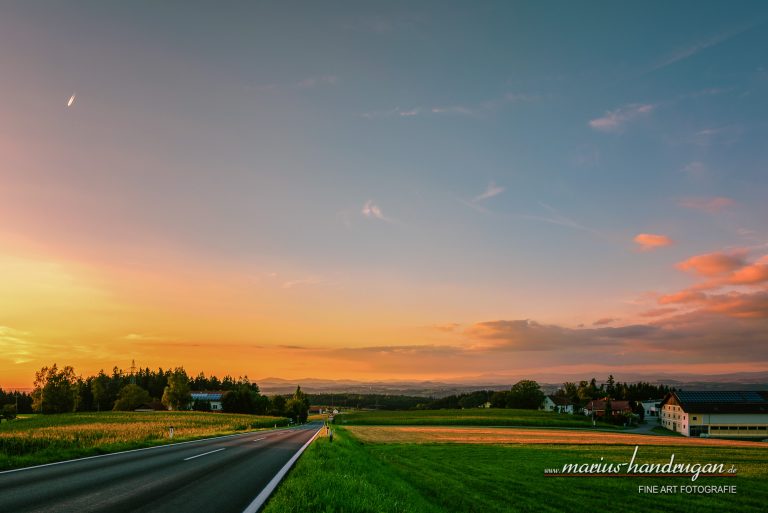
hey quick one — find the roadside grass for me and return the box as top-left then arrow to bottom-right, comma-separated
262,428 -> 441,513
337,408 -> 617,428
0,411 -> 288,470
265,427 -> 768,513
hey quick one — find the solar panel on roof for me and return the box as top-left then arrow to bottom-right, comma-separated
676,391 -> 764,403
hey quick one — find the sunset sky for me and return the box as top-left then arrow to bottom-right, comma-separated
2,2 -> 768,388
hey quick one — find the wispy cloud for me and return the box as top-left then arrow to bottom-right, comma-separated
473,182 -> 505,202
0,326 -> 34,364
363,92 -> 539,120
518,203 -> 601,235
593,317 -> 618,326
652,24 -> 757,71
589,104 -> 655,132
634,233 -> 673,251
361,200 -> 393,222
678,196 -> 734,213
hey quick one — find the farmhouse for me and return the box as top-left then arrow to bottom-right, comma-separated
540,395 -> 574,414
659,391 -> 768,438
190,392 -> 224,411
584,398 -> 632,417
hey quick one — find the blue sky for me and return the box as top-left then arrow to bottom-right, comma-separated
1,1 -> 767,384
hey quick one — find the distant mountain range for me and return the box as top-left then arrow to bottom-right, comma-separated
257,371 -> 768,397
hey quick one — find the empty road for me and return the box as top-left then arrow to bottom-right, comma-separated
0,422 -> 322,513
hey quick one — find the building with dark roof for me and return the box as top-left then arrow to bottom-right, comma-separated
584,399 -> 632,418
190,392 -> 224,411
540,395 -> 575,414
659,391 -> 768,438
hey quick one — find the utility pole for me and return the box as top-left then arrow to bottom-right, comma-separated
130,359 -> 137,385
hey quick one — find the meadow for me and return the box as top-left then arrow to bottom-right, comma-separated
263,427 -> 768,513
336,408 -> 617,428
0,411 -> 288,470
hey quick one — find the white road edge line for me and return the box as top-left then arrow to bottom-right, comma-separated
252,437 -> 266,442
0,426 -> 294,475
241,427 -> 322,513
183,448 -> 226,461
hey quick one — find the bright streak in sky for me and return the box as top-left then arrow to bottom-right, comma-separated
67,93 -> 76,107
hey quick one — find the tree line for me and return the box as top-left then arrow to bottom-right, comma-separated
15,363 -> 310,422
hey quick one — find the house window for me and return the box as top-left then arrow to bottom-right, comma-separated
692,416 -> 697,421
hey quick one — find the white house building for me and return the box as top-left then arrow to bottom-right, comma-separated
659,391 -> 768,438
540,395 -> 574,414
190,392 -> 224,411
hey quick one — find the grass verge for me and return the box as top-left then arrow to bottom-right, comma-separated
264,427 -> 768,513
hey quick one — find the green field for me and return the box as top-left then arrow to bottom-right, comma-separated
0,411 -> 288,470
337,408 -> 617,428
264,427 -> 768,513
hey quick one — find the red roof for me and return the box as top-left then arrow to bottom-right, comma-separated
586,399 -> 631,412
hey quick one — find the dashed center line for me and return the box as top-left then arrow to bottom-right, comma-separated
183,448 -> 226,461
252,437 -> 266,442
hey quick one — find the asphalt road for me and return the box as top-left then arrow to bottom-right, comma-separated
0,422 -> 322,513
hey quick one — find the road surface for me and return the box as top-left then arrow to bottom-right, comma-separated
0,422 -> 321,513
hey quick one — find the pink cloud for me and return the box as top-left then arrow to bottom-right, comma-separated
659,290 -> 707,305
676,250 -> 748,277
633,233 -> 673,251
729,255 -> 768,285
592,317 -> 618,326
639,307 -> 678,318
678,196 -> 734,213
589,104 -> 654,132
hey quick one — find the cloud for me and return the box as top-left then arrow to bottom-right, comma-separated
659,289 -> 708,305
729,255 -> 768,285
0,326 -> 34,364
634,233 -> 673,251
517,203 -> 601,236
364,91 -> 539,120
473,182 -> 505,202
430,323 -> 461,333
464,319 -> 657,351
589,104 -> 654,132
592,317 -> 618,326
638,308 -> 678,318
676,250 -> 747,277
678,197 -> 734,213
652,25 -> 756,71
361,200 -> 391,222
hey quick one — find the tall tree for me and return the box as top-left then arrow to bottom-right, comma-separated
31,364 -> 79,414
161,368 -> 191,410
113,384 -> 152,411
507,380 -> 545,409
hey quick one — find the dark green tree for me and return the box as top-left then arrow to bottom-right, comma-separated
31,364 -> 79,413
162,368 -> 191,410
113,384 -> 152,411
507,380 -> 545,409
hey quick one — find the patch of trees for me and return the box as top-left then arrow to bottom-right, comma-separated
25,363 -> 297,420
0,388 -> 33,415
551,376 -> 673,412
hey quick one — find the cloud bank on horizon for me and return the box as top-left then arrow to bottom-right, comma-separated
1,2 -> 767,386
